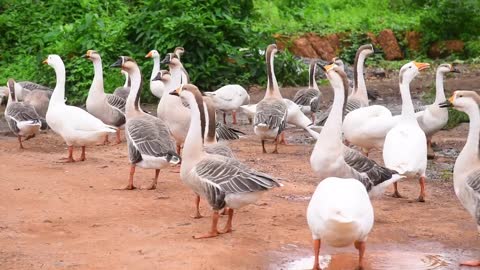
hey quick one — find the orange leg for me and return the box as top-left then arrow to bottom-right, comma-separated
354,240 -> 366,270
311,113 -> 316,123
193,210 -> 220,239
417,176 -> 426,202
460,260 -> 480,267
392,182 -> 402,198
114,129 -> 122,145
60,146 -> 75,163
261,140 -> 267,154
124,164 -> 136,190
192,194 -> 203,219
272,138 -> 279,154
232,111 -> 237,125
103,134 -> 110,145
278,132 -> 287,145
79,146 -> 86,161
145,169 -> 160,190
219,208 -> 234,234
220,207 -> 229,215
176,143 -> 182,156
312,239 -> 321,270
17,136 -> 24,149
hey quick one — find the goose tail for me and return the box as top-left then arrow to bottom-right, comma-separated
216,122 -> 245,141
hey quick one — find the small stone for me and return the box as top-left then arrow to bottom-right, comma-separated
43,219 -> 53,223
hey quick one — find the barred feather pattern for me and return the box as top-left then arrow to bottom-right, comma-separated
254,98 -> 287,134
293,88 -> 321,113
194,156 -> 281,210
215,122 -> 245,141
5,102 -> 44,135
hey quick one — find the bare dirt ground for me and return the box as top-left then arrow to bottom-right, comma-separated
1,69 -> 480,270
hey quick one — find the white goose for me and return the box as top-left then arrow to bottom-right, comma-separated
439,91 -> 480,267
417,63 -> 459,158
307,177 -> 374,270
84,50 -> 126,144
172,83 -> 281,239
383,61 -> 430,202
204,84 -> 250,125
254,44 -> 288,154
4,79 -> 46,149
113,70 -> 130,100
293,60 -> 321,122
43,54 -> 117,162
111,56 -> 180,190
310,64 -> 403,196
145,49 -> 164,99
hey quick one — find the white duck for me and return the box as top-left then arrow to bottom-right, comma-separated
254,44 -> 288,154
172,83 -> 281,239
383,61 -> 430,202
145,49 -> 164,99
111,56 -> 180,190
307,177 -> 374,270
439,91 -> 480,267
310,64 -> 403,196
293,60 -> 321,122
113,70 -> 130,100
43,54 -> 117,162
204,84 -> 250,125
84,50 -> 126,144
4,79 -> 46,149
417,63 -> 459,158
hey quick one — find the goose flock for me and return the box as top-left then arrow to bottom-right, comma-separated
3,43 -> 480,269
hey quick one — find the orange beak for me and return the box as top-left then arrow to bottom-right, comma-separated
42,59 -> 48,64
324,63 -> 335,72
145,51 -> 153,58
414,62 -> 430,71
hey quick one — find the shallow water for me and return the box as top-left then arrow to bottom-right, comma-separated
273,241 -> 473,270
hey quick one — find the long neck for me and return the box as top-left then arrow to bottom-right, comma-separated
50,62 -> 66,104
126,67 -> 142,116
265,51 -> 282,99
183,96 -> 205,159
399,79 -> 416,119
434,71 -> 446,104
354,52 -> 368,103
90,58 -> 104,95
321,76 -> 346,142
204,99 -> 217,144
166,65 -> 183,93
123,72 -> 130,87
308,63 -> 318,89
150,55 -> 160,81
463,105 -> 480,159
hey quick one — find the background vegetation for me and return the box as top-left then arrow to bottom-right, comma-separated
0,0 -> 479,104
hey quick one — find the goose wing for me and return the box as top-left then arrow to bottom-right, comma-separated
5,103 -> 43,133
215,122 -> 245,141
106,94 -> 126,114
113,87 -> 130,100
254,98 -> 287,133
126,116 -> 178,164
19,81 -> 52,91
293,88 -> 320,107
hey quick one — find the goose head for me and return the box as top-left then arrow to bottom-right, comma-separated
323,64 -> 348,93
145,50 -> 160,59
161,53 -> 181,67
399,61 -> 430,85
266,44 -> 278,59
437,63 -> 460,75
82,50 -> 101,61
332,57 -> 345,71
42,54 -> 64,69
174,47 -> 185,59
152,70 -> 172,83
7,78 -> 17,102
439,91 -> 480,113
357,44 -> 375,58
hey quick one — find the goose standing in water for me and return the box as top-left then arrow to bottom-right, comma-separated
293,60 -> 321,122
383,61 -> 430,202
111,56 -> 180,190
4,79 -> 47,149
254,44 -> 288,154
145,49 -> 164,99
84,50 -> 126,144
440,91 -> 480,267
172,84 -> 281,239
417,64 -> 459,158
113,70 -> 131,100
43,54 -> 117,162
310,64 -> 403,195
307,177 -> 374,270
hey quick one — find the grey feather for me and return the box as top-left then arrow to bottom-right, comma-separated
254,98 -> 287,134
113,86 -> 130,100
5,102 -> 44,134
18,81 -> 52,91
293,88 -> 321,113
215,122 -> 245,141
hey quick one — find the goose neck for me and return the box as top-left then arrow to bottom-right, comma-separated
354,52 -> 368,103
434,71 -> 446,104
321,75 -> 346,141
463,104 -> 480,158
399,80 -> 416,119
150,55 -> 160,81
50,62 -> 66,105
90,58 -> 104,95
308,63 -> 318,90
265,50 -> 282,99
183,95 -> 206,160
123,72 -> 130,88
126,67 -> 142,117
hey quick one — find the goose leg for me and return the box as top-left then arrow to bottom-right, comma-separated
123,164 -> 136,190
145,169 -> 160,190
312,239 -> 321,270
193,210 -> 220,239
176,143 -> 182,156
261,140 -> 267,154
392,182 -> 403,198
279,132 -> 287,145
417,176 -> 426,202
311,113 -> 316,123
272,138 -> 279,154
60,146 -> 75,163
79,146 -> 86,161
24,134 -> 35,141
219,208 -> 234,234
427,137 -> 435,159
220,207 -> 229,215
460,260 -> 480,267
103,134 -> 110,145
191,194 -> 203,219
232,111 -> 237,124
17,136 -> 24,149
114,129 -> 122,145
354,240 -> 366,270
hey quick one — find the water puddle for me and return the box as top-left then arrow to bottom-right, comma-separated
272,241 -> 472,270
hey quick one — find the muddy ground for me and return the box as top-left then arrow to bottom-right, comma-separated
1,68 -> 480,270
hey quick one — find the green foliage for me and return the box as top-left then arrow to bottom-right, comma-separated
445,108 -> 469,129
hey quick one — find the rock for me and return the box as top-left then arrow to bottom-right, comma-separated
377,29 -> 404,60
406,31 -> 421,52
366,32 -> 379,46
371,68 -> 386,78
273,33 -> 289,51
290,35 -> 319,58
306,33 -> 336,60
428,40 -> 464,58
